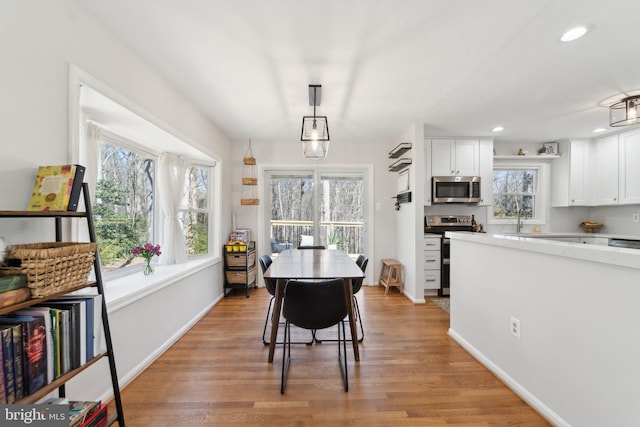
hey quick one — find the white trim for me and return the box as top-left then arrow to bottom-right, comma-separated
448,328 -> 569,427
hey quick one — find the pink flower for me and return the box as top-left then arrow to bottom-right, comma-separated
131,243 -> 162,260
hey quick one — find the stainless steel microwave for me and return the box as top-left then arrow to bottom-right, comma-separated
432,176 -> 481,203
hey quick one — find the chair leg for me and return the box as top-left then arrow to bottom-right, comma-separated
338,321 -> 348,392
264,296 -> 314,346
353,296 -> 364,343
281,320 -> 291,394
262,296 -> 274,345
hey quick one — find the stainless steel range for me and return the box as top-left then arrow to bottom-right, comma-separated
424,215 -> 474,296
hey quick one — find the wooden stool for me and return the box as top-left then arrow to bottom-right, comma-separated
379,259 -> 403,295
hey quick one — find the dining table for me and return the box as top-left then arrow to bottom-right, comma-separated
263,249 -> 365,363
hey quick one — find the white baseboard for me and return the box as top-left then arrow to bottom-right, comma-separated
447,328 -> 570,427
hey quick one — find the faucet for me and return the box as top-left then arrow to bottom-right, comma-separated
516,208 -> 527,233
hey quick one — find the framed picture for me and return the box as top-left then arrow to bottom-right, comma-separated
543,142 -> 559,155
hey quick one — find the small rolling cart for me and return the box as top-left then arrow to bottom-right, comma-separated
223,241 -> 257,297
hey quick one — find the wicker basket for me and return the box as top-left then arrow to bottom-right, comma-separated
0,242 -> 97,297
225,266 -> 257,284
225,250 -> 256,268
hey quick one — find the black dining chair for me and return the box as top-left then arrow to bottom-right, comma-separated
353,254 -> 368,342
281,278 -> 349,393
314,254 -> 368,344
259,255 -> 313,346
298,245 -> 326,249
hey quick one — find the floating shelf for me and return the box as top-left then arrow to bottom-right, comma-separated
389,158 -> 412,172
388,142 -> 412,158
493,155 -> 560,160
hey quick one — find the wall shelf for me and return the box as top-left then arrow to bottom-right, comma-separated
389,158 -> 412,172
388,142 -> 412,158
494,155 -> 560,160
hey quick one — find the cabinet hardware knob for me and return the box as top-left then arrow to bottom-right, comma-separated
426,279 -> 436,282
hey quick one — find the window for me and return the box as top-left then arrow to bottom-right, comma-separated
180,165 -> 210,255
76,78 -> 219,280
492,168 -> 538,221
95,134 -> 156,273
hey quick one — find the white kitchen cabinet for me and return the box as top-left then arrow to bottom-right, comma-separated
423,235 -> 441,291
478,139 -> 494,206
593,134 -> 619,205
431,139 -> 479,176
618,128 -> 640,204
551,139 -> 590,207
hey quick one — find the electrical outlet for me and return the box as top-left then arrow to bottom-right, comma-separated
633,213 -> 640,223
510,316 -> 521,339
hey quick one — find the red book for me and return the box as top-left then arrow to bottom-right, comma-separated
79,403 -> 107,427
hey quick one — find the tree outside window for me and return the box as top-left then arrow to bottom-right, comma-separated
492,169 -> 537,219
179,165 -> 209,255
95,138 -> 155,272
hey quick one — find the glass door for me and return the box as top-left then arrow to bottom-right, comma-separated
267,172 -> 315,254
319,174 -> 364,255
266,170 -> 366,257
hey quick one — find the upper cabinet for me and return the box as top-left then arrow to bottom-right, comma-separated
431,139 -> 479,176
593,134 -> 619,205
425,138 -> 490,206
478,139 -> 494,206
551,139 -> 590,207
619,128 -> 640,204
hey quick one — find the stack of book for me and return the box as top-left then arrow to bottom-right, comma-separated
0,292 -> 105,403
0,275 -> 30,309
45,398 -> 108,427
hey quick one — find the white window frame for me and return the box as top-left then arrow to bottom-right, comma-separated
69,66 -> 220,286
179,163 -> 214,257
489,161 -> 548,225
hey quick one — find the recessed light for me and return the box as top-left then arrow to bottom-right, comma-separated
561,26 -> 587,42
492,126 -> 504,132
592,128 -> 606,133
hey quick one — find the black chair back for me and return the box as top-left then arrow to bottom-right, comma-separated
259,255 -> 276,296
283,279 -> 348,330
298,245 -> 326,250
353,255 -> 368,294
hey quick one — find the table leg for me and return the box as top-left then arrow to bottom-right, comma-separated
344,278 -> 360,361
268,278 -> 285,363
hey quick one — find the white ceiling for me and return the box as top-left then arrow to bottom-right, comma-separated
80,0 -> 640,146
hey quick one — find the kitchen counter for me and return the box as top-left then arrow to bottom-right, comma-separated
445,231 -> 640,269
446,230 -> 640,427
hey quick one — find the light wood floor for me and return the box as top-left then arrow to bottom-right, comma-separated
109,285 -> 550,426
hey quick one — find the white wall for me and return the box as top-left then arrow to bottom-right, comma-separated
0,0 -> 233,401
449,237 -> 640,427
231,137 -> 397,288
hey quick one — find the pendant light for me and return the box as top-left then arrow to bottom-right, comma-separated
301,84 -> 329,160
610,95 -> 640,127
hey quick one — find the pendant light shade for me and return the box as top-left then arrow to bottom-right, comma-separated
610,95 -> 640,127
301,84 -> 329,160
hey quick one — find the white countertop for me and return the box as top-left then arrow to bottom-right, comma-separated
446,231 -> 640,270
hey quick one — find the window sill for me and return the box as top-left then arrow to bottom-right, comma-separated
97,257 -> 219,313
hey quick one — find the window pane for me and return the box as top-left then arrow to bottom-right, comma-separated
180,211 -> 208,255
181,166 -> 208,209
95,140 -> 155,272
269,175 -> 314,249
319,176 -> 364,254
180,166 -> 209,255
492,169 -> 536,219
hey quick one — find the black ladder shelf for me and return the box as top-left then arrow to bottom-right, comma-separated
0,183 -> 125,426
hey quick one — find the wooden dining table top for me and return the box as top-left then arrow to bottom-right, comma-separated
263,249 -> 365,280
